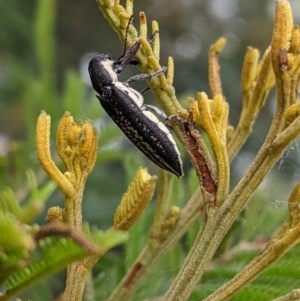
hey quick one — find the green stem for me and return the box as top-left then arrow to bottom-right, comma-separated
162,126 -> 297,301
107,187 -> 204,301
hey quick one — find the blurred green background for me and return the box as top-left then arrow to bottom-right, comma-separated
1,0 -> 300,299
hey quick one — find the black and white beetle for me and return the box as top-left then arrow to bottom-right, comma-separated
88,38 -> 183,177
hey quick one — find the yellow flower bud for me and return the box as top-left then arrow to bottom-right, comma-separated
113,168 -> 156,230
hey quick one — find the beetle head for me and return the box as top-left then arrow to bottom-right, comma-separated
88,54 -> 118,94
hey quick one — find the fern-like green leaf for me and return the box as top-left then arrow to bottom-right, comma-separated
0,224 -> 128,300
83,225 -> 128,250
0,237 -> 89,301
191,245 -> 300,301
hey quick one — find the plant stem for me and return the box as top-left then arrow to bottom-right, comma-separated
107,187 -> 204,301
162,128 -> 297,301
203,221 -> 300,301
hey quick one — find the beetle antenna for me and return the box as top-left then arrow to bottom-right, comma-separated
123,15 -> 134,56
113,15 -> 139,73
